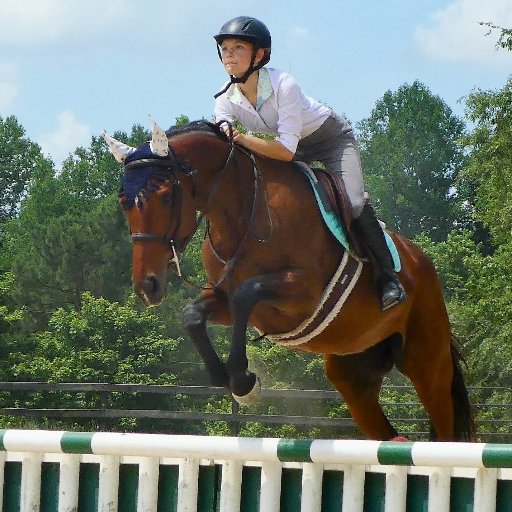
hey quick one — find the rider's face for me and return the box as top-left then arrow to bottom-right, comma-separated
219,38 -> 263,78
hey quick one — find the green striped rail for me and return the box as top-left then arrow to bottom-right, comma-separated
0,429 -> 511,511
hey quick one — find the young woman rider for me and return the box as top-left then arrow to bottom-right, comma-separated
213,16 -> 406,311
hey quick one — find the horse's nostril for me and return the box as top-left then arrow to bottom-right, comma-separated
134,275 -> 164,306
143,276 -> 159,295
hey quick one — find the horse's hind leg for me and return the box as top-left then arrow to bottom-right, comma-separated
401,256 -> 474,441
402,337 -> 455,440
402,328 -> 474,441
325,338 -> 399,440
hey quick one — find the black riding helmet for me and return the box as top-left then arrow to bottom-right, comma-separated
213,16 -> 272,98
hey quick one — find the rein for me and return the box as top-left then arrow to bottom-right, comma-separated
124,122 -> 273,288
201,124 -> 274,288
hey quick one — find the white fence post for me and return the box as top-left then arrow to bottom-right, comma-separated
384,465 -> 408,512
0,451 -> 5,512
220,459 -> 243,512
137,457 -> 160,512
301,462 -> 324,512
474,468 -> 498,512
98,455 -> 120,512
20,452 -> 42,512
58,454 -> 80,512
177,458 -> 199,512
260,461 -> 282,511
428,467 -> 451,512
342,465 -> 365,512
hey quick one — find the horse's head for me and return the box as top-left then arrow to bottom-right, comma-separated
104,119 -> 199,306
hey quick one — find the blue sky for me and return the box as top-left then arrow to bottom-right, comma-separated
0,0 -> 510,166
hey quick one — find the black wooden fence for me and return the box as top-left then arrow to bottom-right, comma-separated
0,382 -> 509,442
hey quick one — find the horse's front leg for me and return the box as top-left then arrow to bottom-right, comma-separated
182,288 -> 232,388
227,271 -> 302,404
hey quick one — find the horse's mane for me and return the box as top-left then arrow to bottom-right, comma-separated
166,120 -> 228,142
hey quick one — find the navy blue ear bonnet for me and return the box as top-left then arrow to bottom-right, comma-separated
119,121 -> 226,209
120,142 -> 172,209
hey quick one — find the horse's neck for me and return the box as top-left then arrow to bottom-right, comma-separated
171,134 -> 253,247
202,150 -> 254,243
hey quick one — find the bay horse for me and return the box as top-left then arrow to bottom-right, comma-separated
105,119 -> 474,441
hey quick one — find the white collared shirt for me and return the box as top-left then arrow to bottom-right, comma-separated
214,68 -> 331,154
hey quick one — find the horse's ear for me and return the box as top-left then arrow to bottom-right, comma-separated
149,116 -> 169,157
103,132 -> 136,163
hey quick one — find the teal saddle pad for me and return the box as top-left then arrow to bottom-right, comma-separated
302,167 -> 401,272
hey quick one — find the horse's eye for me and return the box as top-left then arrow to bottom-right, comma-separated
161,193 -> 172,206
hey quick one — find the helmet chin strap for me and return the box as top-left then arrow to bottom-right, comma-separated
214,48 -> 259,99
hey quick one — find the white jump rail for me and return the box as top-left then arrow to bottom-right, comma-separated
1,429 -> 511,511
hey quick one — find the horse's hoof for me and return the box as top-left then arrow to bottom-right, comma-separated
232,376 -> 261,406
390,436 -> 409,442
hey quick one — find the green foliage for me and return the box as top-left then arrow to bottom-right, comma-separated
0,272 -> 23,332
174,114 -> 191,126
460,76 -> 512,246
452,241 -> 512,383
472,388 -> 512,442
357,81 -> 467,241
416,230 -> 512,394
0,292 -> 182,431
1,125 -> 146,326
380,384 -> 430,439
238,422 -> 322,439
414,230 -> 483,301
0,272 -> 24,379
10,292 -> 177,384
5,193 -> 132,327
233,120 -> 275,141
247,340 -> 326,389
0,116 -> 50,226
479,23 -> 512,52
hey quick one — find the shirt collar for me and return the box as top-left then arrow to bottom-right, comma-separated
226,82 -> 244,104
256,68 -> 272,110
226,68 -> 273,110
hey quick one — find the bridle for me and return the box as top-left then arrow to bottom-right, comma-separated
123,122 -> 272,286
123,154 -> 197,276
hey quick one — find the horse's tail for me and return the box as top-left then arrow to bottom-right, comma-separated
450,336 -> 476,441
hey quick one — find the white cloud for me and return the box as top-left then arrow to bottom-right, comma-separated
0,0 -> 227,52
0,0 -> 137,49
290,26 -> 311,40
415,0 -> 512,66
0,61 -> 19,112
285,25 -> 315,58
38,111 -> 91,166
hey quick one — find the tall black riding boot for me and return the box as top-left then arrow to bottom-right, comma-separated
353,203 -> 407,311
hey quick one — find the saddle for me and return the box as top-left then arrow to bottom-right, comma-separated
294,162 -> 365,256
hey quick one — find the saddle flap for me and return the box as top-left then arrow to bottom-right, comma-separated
294,162 -> 364,256
313,168 -> 352,231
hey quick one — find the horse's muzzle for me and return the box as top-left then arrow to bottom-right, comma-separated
134,274 -> 167,306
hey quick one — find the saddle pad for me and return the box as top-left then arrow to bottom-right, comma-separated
299,166 -> 401,272
262,252 -> 363,347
